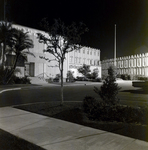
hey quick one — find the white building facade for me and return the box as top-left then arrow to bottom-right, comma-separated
12,24 -> 101,79
102,53 -> 148,79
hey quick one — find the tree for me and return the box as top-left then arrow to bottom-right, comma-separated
6,28 -> 34,84
91,68 -> 99,79
37,18 -> 88,104
0,21 -> 12,69
78,64 -> 91,77
94,66 -> 121,105
67,70 -> 75,82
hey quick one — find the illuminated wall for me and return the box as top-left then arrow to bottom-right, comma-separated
101,53 -> 148,78
12,24 -> 101,78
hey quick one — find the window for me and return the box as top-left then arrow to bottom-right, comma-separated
83,49 -> 85,54
83,58 -> 85,64
87,50 -> 89,54
90,60 -> 92,65
70,56 -> 73,63
75,57 -> 77,63
94,50 -> 96,55
79,58 -> 81,64
98,61 -> 100,65
90,50 -> 92,55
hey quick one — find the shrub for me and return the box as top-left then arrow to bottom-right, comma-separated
92,78 -> 102,82
53,74 -> 61,82
82,98 -> 147,124
0,67 -> 13,84
94,66 -> 121,105
47,78 -> 53,83
78,64 -> 91,77
12,76 -> 31,84
138,76 -> 148,81
67,70 -> 75,82
83,96 -> 98,117
120,74 -> 131,80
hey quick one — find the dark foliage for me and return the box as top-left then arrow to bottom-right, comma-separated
118,74 -> 131,80
12,76 -> 31,84
94,66 -> 121,105
82,96 -> 147,124
78,64 -> 91,77
66,70 -> 75,82
83,96 -> 98,115
138,76 -> 148,81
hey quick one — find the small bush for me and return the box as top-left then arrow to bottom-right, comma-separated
83,96 -> 98,116
138,76 -> 148,81
47,78 -> 53,83
13,76 -> 31,84
67,71 -> 75,82
120,74 -> 131,80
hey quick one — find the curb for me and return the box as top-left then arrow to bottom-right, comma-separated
0,88 -> 21,94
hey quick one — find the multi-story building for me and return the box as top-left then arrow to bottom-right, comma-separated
101,53 -> 148,79
10,24 -> 101,80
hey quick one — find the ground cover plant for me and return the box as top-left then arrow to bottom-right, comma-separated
83,96 -> 148,124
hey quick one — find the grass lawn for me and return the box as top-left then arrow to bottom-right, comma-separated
14,101 -> 148,142
0,129 -> 45,150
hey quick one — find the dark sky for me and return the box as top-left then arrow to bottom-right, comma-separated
0,0 -> 148,60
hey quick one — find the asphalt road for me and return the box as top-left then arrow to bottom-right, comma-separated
0,81 -> 148,107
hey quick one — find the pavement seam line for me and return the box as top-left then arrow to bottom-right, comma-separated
76,131 -> 107,139
41,131 -> 108,147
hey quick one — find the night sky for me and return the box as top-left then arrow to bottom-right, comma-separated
0,0 -> 148,60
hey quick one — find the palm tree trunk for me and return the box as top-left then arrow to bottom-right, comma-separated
1,42 -> 6,69
6,54 -> 19,84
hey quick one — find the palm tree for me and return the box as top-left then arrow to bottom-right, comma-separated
0,21 -> 12,68
6,28 -> 34,84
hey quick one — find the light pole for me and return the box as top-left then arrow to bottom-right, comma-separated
4,0 -> 6,20
114,24 -> 116,66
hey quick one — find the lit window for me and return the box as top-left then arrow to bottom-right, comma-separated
70,56 -> 73,63
83,49 -> 85,54
75,57 -> 77,63
83,58 -> 85,64
90,60 -> 92,65
79,58 -> 81,64
98,61 -> 100,65
94,50 -> 96,55
87,50 -> 89,54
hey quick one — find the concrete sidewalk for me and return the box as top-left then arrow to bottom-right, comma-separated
0,107 -> 148,150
